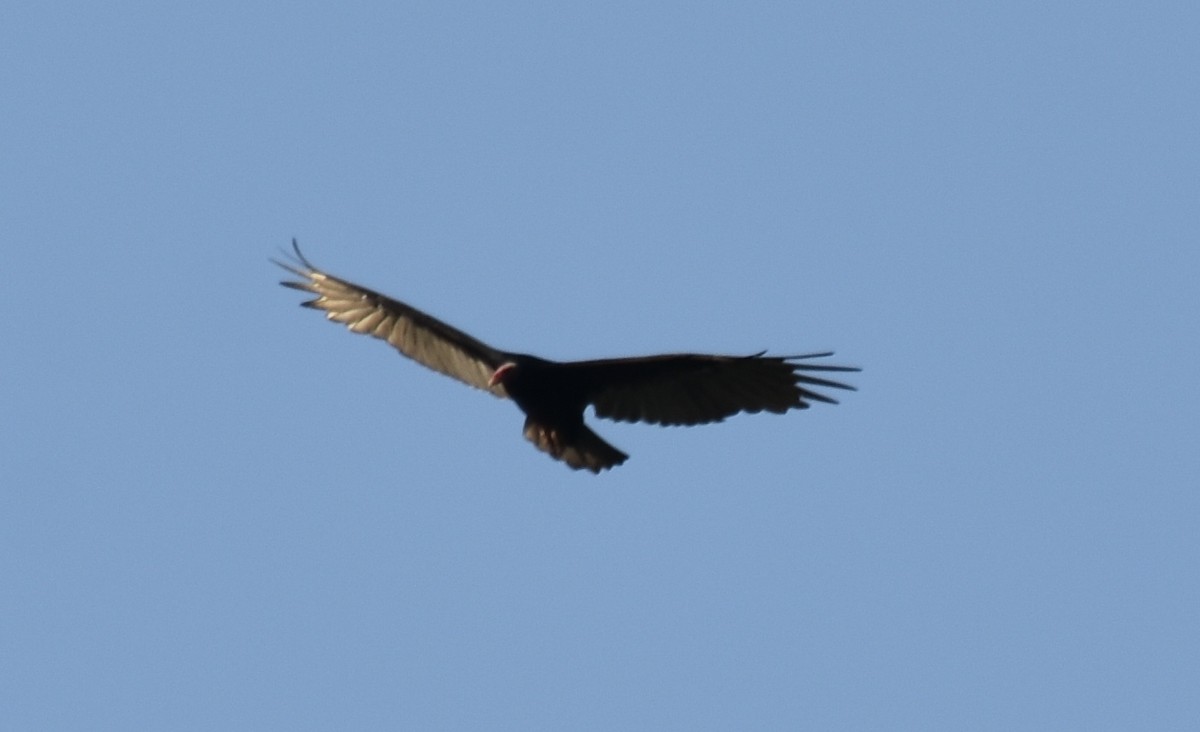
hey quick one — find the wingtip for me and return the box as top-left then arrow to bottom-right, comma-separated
272,239 -> 324,283
296,239 -> 322,268
272,238 -> 315,269
783,351 -> 862,373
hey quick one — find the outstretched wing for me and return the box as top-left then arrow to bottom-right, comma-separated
562,352 -> 859,426
275,240 -> 511,397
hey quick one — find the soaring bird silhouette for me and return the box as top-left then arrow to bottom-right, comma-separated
276,241 -> 858,472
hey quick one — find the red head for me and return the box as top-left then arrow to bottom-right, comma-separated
488,362 -> 519,388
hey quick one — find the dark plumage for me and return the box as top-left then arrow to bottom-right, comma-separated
275,241 -> 859,472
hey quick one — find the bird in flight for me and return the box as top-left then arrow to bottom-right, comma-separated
275,241 -> 859,473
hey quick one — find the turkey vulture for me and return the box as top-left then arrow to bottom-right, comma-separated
275,241 -> 858,473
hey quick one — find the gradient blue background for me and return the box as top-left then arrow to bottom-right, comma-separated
4,2 -> 1197,729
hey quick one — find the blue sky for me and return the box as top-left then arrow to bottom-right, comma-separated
3,2 -> 1197,729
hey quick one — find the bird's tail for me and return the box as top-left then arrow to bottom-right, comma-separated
523,419 -> 629,474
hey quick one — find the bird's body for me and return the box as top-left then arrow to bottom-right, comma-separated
275,241 -> 858,472
493,355 -> 630,471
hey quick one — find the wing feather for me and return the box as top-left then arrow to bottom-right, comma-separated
275,241 -> 510,397
568,352 -> 859,426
